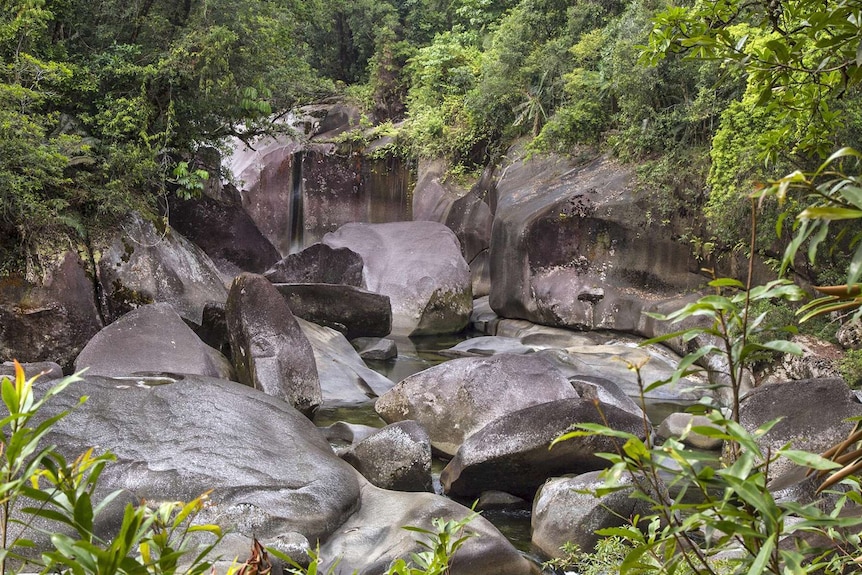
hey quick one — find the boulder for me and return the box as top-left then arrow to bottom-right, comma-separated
319,421 -> 380,450
296,318 -> 394,404
657,413 -> 723,450
75,303 -> 231,379
441,398 -> 647,498
489,151 -> 703,332
96,214 -> 228,325
168,191 -> 280,276
739,378 -> 862,479
225,273 -> 321,415
318,480 -> 537,575
264,243 -> 363,285
0,250 -> 103,368
532,471 -> 654,559
32,375 -> 361,547
341,421 -> 433,492
0,361 -> 63,381
375,353 -> 579,456
323,221 -> 472,336
274,284 -> 391,340
351,338 -> 397,361
759,335 -> 842,385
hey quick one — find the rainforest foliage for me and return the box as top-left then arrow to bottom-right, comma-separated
4,0 -> 862,272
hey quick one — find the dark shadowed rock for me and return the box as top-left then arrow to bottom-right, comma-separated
168,192 -> 280,276
341,420 -> 433,492
319,480 -> 538,575
375,353 -> 579,457
32,375 -> 360,547
489,151 -> 703,332
323,221 -> 472,336
440,398 -> 647,498
351,337 -> 397,361
296,318 -> 394,404
75,303 -> 230,379
274,284 -> 391,340
226,273 -> 321,415
739,378 -> 862,479
264,243 -> 364,286
96,214 -> 228,325
532,472 -> 654,558
197,302 -> 230,357
0,251 -> 103,368
319,421 -> 380,449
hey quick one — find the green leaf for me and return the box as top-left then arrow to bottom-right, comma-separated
798,206 -> 862,220
781,449 -> 843,470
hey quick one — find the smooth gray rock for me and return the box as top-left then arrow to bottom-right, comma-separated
168,190 -> 281,276
657,413 -> 723,450
96,213 -> 228,325
323,221 -> 472,336
318,480 -> 538,575
297,318 -> 394,404
75,303 -> 230,379
32,375 -> 361,547
319,421 -> 380,449
476,491 -> 529,511
739,378 -> 862,479
532,472 -> 653,559
264,243 -> 364,286
441,398 -> 647,498
341,421 -> 433,492
0,250 -> 103,368
351,338 -> 397,361
274,283 -> 391,340
375,353 -> 579,457
226,273 -> 321,415
0,361 -> 63,381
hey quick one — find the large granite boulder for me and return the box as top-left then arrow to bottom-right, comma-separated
489,151 -> 704,332
739,378 -> 862,480
96,214 -> 228,325
274,284 -> 391,340
375,353 -> 579,456
440,398 -> 647,498
33,375 -> 361,547
296,318 -> 394,404
318,480 -> 537,575
226,273 -> 321,415
532,472 -> 654,559
0,250 -> 103,368
168,190 -> 281,277
74,303 -> 231,379
264,243 -> 364,285
340,421 -> 433,492
323,221 -> 472,336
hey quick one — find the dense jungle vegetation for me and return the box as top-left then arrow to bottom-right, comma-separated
4,0 -> 862,280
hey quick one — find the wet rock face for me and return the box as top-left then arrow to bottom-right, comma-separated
0,250 -> 103,368
74,303 -> 230,380
489,152 -> 704,332
375,353 -> 579,457
96,214 -> 228,326
32,375 -> 361,546
323,221 -> 472,336
225,273 -> 321,415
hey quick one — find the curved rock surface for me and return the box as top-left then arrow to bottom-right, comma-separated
96,214 -> 228,325
275,283 -> 391,340
264,243 -> 364,286
226,273 -> 321,415
375,353 -> 579,456
489,151 -> 704,332
341,420 -> 433,492
319,480 -> 537,575
34,375 -> 361,545
74,303 -> 231,379
323,221 -> 472,336
441,398 -> 647,498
